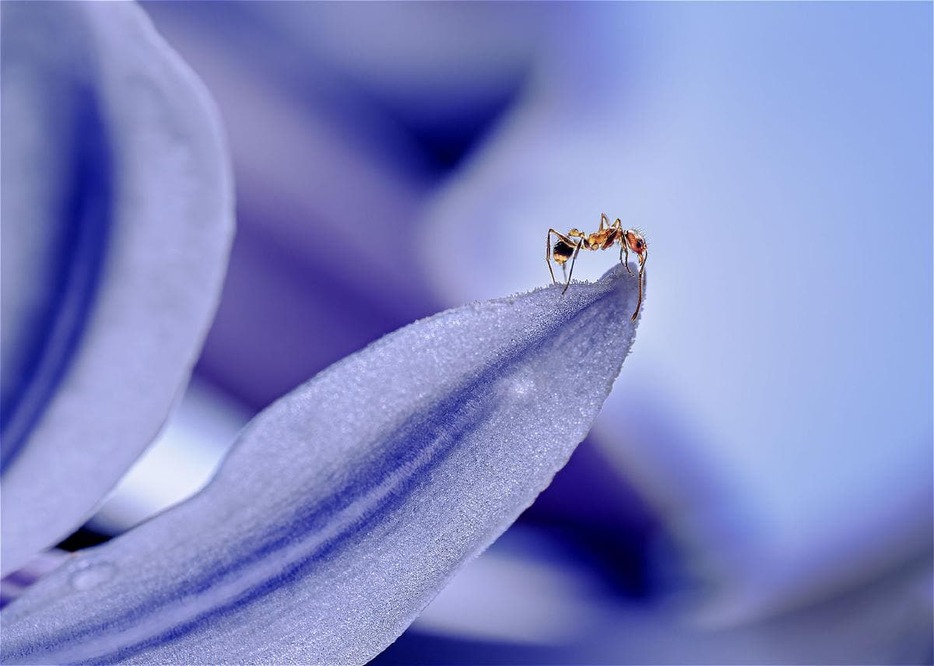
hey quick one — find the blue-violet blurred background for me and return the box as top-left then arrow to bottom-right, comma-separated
6,2 -> 934,664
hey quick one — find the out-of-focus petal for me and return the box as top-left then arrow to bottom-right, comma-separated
1,266 -> 640,665
140,3 -> 441,408
0,2 -> 233,575
0,551 -> 70,611
87,380 -> 250,536
236,2 -> 539,129
421,1 -> 933,624
377,545 -> 932,665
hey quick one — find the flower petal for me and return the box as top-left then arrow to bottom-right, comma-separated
0,2 -> 234,575
1,265 -> 640,665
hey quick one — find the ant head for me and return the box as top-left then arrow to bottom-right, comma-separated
625,230 -> 647,263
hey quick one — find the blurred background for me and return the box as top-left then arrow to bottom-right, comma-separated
37,2 -> 933,663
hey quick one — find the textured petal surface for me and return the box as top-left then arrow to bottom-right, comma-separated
0,266 -> 640,665
0,2 -> 234,574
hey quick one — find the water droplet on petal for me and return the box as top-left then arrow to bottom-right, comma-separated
69,561 -> 116,591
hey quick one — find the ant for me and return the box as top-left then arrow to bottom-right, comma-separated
546,213 -> 647,321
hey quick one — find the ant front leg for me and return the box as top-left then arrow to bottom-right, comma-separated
631,265 -> 645,321
619,238 -> 633,275
630,246 -> 647,321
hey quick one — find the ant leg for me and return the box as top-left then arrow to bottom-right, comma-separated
561,240 -> 584,294
599,213 -> 610,230
546,229 -> 557,285
630,247 -> 647,321
619,239 -> 633,275
631,266 -> 644,321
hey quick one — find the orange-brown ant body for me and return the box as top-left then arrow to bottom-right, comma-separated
546,213 -> 647,321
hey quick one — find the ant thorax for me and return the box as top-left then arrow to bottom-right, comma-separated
588,228 -> 621,250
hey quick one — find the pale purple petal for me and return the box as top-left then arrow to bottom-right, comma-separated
1,266 -> 640,665
0,2 -> 233,574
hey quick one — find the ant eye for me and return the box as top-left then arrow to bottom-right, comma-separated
636,240 -> 643,249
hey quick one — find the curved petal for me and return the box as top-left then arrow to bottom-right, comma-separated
0,2 -> 234,574
1,266 -> 640,665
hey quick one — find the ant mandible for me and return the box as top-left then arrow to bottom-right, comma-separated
546,213 -> 647,321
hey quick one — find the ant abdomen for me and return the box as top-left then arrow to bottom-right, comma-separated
552,240 -> 575,264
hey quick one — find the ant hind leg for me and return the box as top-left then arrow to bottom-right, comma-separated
561,240 -> 584,294
546,230 -> 557,285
